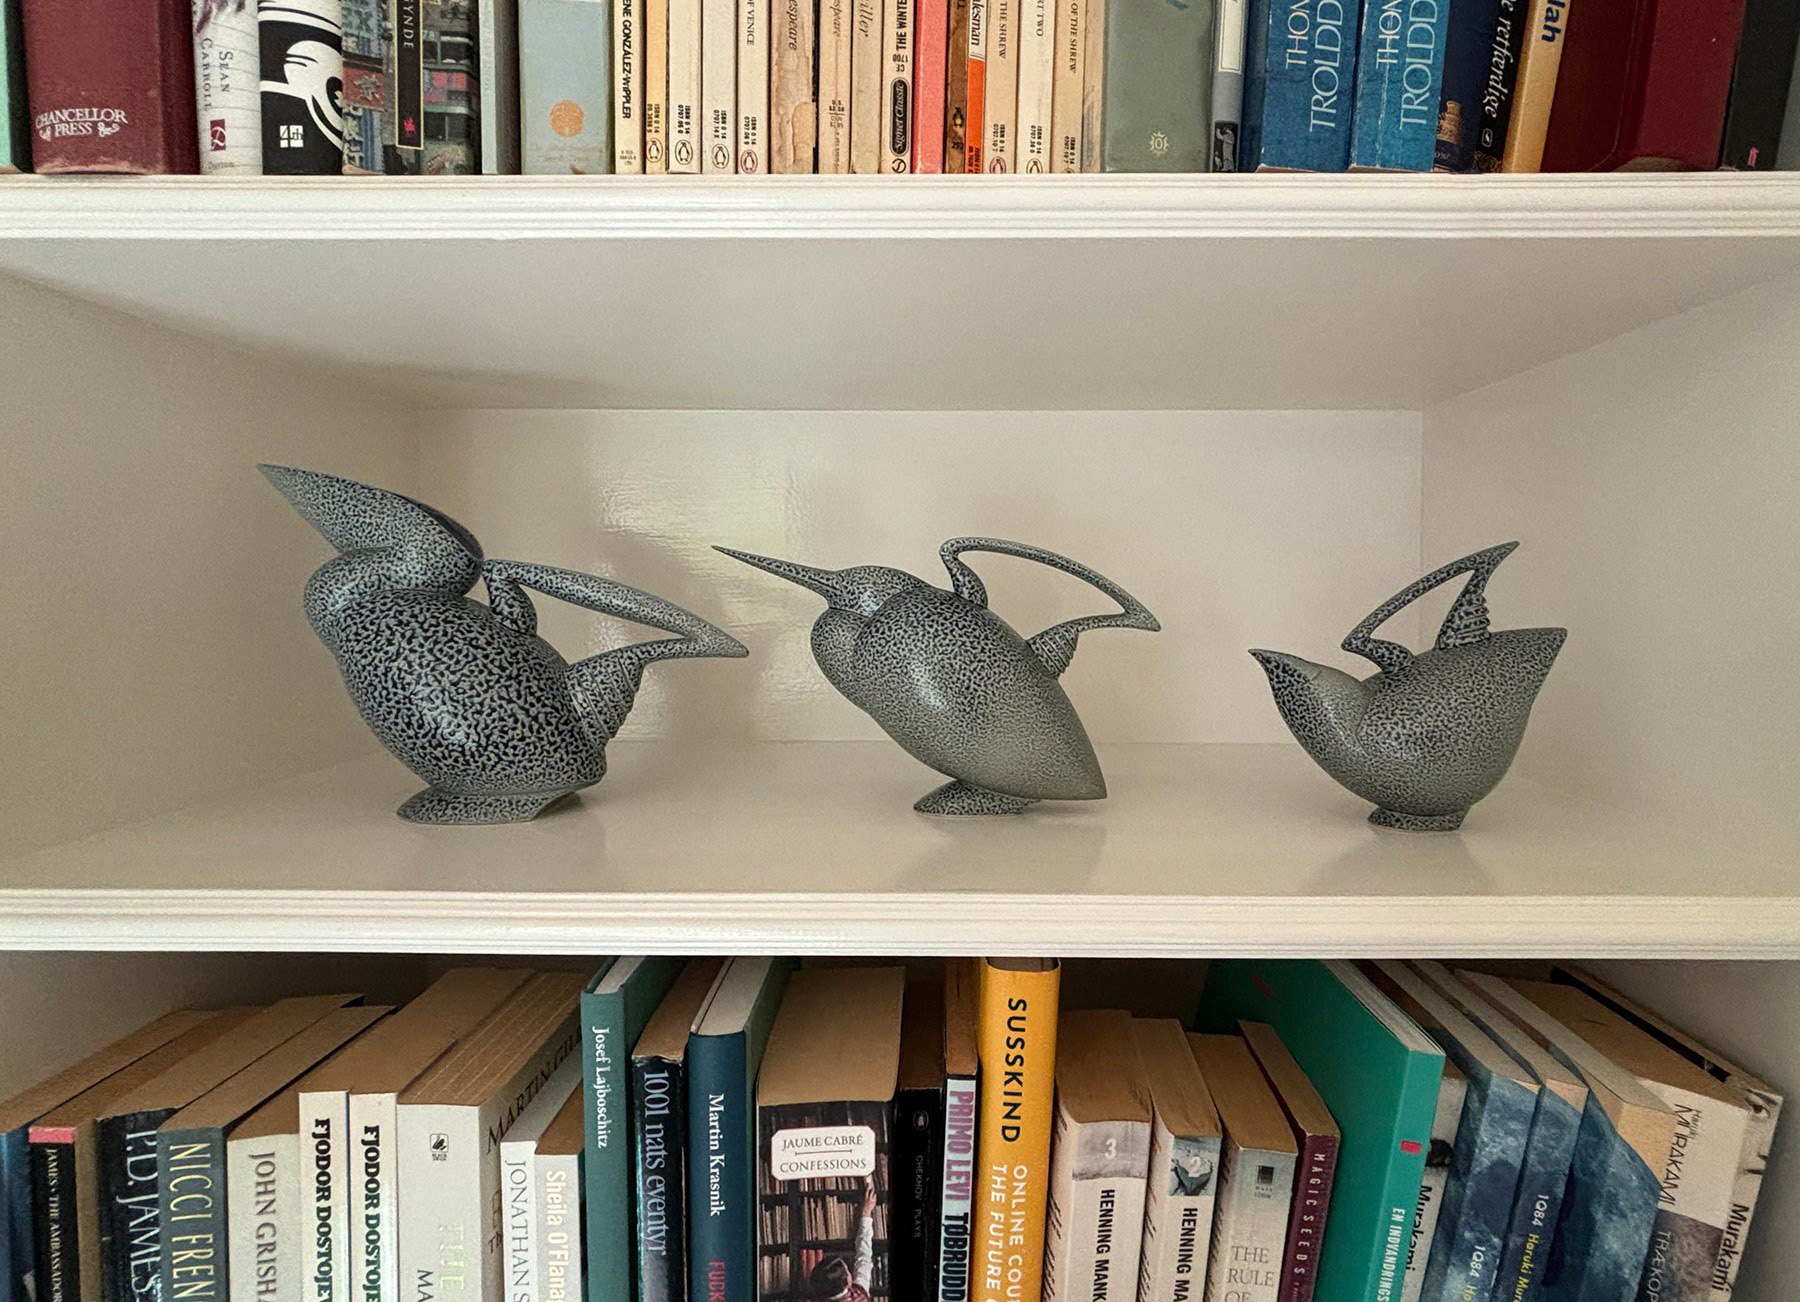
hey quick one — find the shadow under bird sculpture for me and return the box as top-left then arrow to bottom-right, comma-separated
263,466 -> 746,824
1251,541 -> 1566,831
718,538 -> 1160,815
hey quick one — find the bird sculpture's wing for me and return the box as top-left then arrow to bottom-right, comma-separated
1342,541 -> 1521,674
939,537 -> 1161,678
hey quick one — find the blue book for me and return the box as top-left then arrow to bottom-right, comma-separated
1239,0 -> 1360,170
686,957 -> 796,1302
1196,959 -> 1445,1302
1461,973 -> 1674,1302
1348,0 -> 1450,169
1432,0 -> 1503,170
2,1128 -> 26,1302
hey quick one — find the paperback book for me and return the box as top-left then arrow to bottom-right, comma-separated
1239,1022 -> 1339,1302
258,0 -> 344,173
499,1056 -> 582,1302
1239,0 -> 1359,170
1348,0 -> 1450,170
892,983 -> 945,1301
1130,1019 -> 1222,1302
520,0 -> 613,173
1188,1033 -> 1296,1302
937,960 -> 980,1302
190,0 -> 261,172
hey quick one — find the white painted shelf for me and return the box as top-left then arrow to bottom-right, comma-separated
2,174 -> 1799,409
1,742 -> 1793,957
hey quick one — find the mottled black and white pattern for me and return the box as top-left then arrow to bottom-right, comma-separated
263,466 -> 746,823
718,538 -> 1160,816
1252,542 -> 1565,832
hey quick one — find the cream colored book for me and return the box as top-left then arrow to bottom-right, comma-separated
1133,1020 -> 1223,1302
982,0 -> 1018,171
879,0 -> 915,171
703,0 -> 739,169
668,0 -> 704,170
851,0 -> 884,170
819,0 -> 854,169
644,0 -> 670,170
1014,0 -> 1053,171
1078,0 -> 1103,170
499,1057 -> 581,1302
1048,0 -> 1082,171
770,0 -> 817,170
615,0 -> 646,170
738,0 -> 770,171
1187,1034 -> 1296,1302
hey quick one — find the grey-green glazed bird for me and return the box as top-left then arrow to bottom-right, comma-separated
719,538 -> 1160,814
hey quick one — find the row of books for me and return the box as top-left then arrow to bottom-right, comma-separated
0,0 -> 1796,177
0,956 -> 1782,1302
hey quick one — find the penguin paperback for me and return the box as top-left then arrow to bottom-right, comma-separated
980,0 -> 1017,169
1013,0 -> 1053,172
1046,0 -> 1083,171
1239,0 -> 1359,170
1348,0 -> 1450,170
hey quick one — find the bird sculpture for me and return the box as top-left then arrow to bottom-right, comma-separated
263,466 -> 746,823
719,538 -> 1160,814
1251,541 -> 1565,831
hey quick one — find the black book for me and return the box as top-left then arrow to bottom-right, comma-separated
259,0 -> 347,174
31,1141 -> 77,1302
1720,0 -> 1800,167
892,982 -> 946,1302
1473,0 -> 1529,171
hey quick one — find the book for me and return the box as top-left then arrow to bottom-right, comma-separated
258,0 -> 344,173
1348,0 -> 1450,170
937,960 -> 979,1302
521,0 -> 612,173
943,0 -> 969,169
819,0 -> 853,169
645,0 -> 669,169
1399,1060 -> 1463,1302
913,0 -> 949,170
1239,0 -> 1359,170
739,0 -> 769,171
756,967 -> 904,1302
499,1056 -> 581,1302
191,0 -> 262,172
0,0 -> 23,170
1076,0 -> 1099,167
618,0 -> 646,170
881,0 -> 916,171
979,0 -> 1015,169
1186,1034 -> 1296,1302
892,982 -> 946,1301
534,1090 -> 583,1302
1470,0 -> 1525,170
1509,978 -> 1758,1302
1097,0 -> 1213,170
1412,962 -> 1586,1302
226,1076 -> 313,1302
1496,0 -> 1568,170
1239,1023 -> 1338,1302
702,0 -> 736,168
1719,0 -> 1800,167
1131,1019 -> 1222,1302
1212,0 -> 1248,169
1046,0 -> 1081,170
477,0 -> 523,171
395,971 -> 585,1302
1041,1010 -> 1148,1302
687,957 -> 796,1302
1541,0 -> 1745,170
631,958 -> 727,1302
1458,972 -> 1676,1302
19,0 -> 200,172
963,0 -> 985,169
94,995 -> 360,1302
668,0 -> 702,169
156,1006 -> 392,1302
389,0 -> 478,172
583,957 -> 685,1302
1433,0 -> 1503,170
1195,960 -> 1445,1302
971,959 -> 1059,1302
339,0 -> 392,171
1013,0 -> 1052,172
1552,964 -> 1785,1301
771,0 -> 818,170
346,968 -> 535,1302
852,0 -> 883,169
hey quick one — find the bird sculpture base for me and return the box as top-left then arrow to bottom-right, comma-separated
1369,807 -> 1467,832
914,781 -> 1040,816
397,788 -> 583,825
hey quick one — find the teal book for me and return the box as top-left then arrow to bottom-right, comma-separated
583,957 -> 685,1302
1196,959 -> 1444,1302
0,0 -> 23,170
1348,0 -> 1450,169
686,957 -> 797,1302
1239,0 -> 1359,170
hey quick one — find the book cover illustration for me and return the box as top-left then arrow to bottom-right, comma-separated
1239,0 -> 1358,170
758,1101 -> 892,1300
1348,0 -> 1449,170
192,0 -> 261,171
258,0 -> 345,173
339,0 -> 393,170
391,0 -> 477,173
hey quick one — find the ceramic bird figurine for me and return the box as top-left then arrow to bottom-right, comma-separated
1251,542 -> 1565,831
718,538 -> 1159,814
263,466 -> 746,824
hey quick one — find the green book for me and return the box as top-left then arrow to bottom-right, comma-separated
1097,0 -> 1217,171
583,957 -> 687,1302
1196,959 -> 1445,1302
1,0 -> 26,171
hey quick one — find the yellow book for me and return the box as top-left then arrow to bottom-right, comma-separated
973,958 -> 1061,1302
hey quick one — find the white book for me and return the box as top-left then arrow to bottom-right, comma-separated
645,0 -> 670,170
850,0 -> 883,170
191,0 -> 263,172
226,1129 -> 301,1302
1047,0 -> 1081,171
1012,0 -> 1052,172
668,0 -> 704,169
478,0 -> 523,171
537,1147 -> 581,1302
615,0 -> 646,170
1399,1066 -> 1466,1302
298,1084 -> 355,1302
878,0 -> 914,171
1077,0 -> 1102,170
1187,1034 -> 1294,1302
738,0 -> 770,172
1133,1020 -> 1222,1302
499,1059 -> 580,1302
980,0 -> 1016,171
818,0 -> 854,170
702,0 -> 737,169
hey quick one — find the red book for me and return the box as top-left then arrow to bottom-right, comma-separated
912,0 -> 949,170
21,0 -> 197,172
1541,0 -> 1749,171
1242,1022 -> 1342,1302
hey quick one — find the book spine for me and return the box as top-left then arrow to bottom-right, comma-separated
1430,0 -> 1498,171
1400,1075 -> 1465,1302
1041,1115 -> 1147,1302
191,0 -> 262,172
738,0 -> 769,170
1096,0 -> 1208,170
1075,0 -> 1099,169
881,0 -> 916,170
582,990 -> 633,1302
1204,1143 -> 1294,1302
157,1129 -> 228,1302
1634,1087 -> 1752,1302
297,1092 -> 349,1302
478,1034 -> 579,1302
770,0 -> 818,170
345,1095 -> 397,1302
943,0 -> 970,170
1134,1120 -> 1221,1302
851,0 -> 883,169
971,963 -> 1059,1302
819,0 -> 853,169
98,1112 -> 170,1302
1719,0 -> 1800,168
963,0 -> 986,169
686,1036 -> 750,1302
475,0 -> 522,171
31,1136 -> 77,1302
892,1087 -> 944,1301
338,0 -> 387,171
616,0 -> 646,169
1495,1 -> 1563,171
535,1155 -> 580,1302
1276,1135 -> 1338,1302
394,1105 -> 481,1302
518,0 -> 610,172
632,1057 -> 687,1302
912,0 -> 948,170
1714,1087 -> 1781,1300
979,0 -> 1014,169
498,1140 -> 537,1302
1211,0 -> 1247,170
0,0 -> 24,172
936,1075 -> 976,1302
1497,1089 -> 1579,1302
644,0 -> 669,169
1046,0 -> 1080,171
1545,1099 -> 1661,1302
1470,0 -> 1525,170
1348,0 -> 1449,170
667,0 -> 702,168
1012,0 -> 1050,171
258,0 -> 345,173
227,1135 -> 299,1302
701,0 -> 736,169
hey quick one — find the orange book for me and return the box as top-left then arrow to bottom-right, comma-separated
965,0 -> 987,171
972,958 -> 1060,1302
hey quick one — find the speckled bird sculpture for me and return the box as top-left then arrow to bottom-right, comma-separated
1251,542 -> 1565,831
718,538 -> 1160,815
263,466 -> 746,824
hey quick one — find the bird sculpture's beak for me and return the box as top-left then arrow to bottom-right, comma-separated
1249,649 -> 1326,685
715,547 -> 851,606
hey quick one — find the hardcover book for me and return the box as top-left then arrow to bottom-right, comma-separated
1239,1023 -> 1339,1302
756,967 -> 904,1301
1098,0 -> 1214,170
1399,1060 -> 1464,1302
1348,0 -> 1450,170
259,0 -> 344,172
1718,0 -> 1800,167
669,0 -> 703,169
1130,1019 -> 1221,1302
1433,0 -> 1503,170
1046,0 -> 1082,170
819,0 -> 853,169
943,0 -> 969,169
632,958 -> 728,1302
979,0 -> 1015,168
522,0 -> 612,171
499,1056 -> 581,1302
971,959 -> 1059,1302
771,0 -> 818,170
913,0 -> 949,170
1213,0 -> 1248,169
880,0 -> 915,171
0,0 -> 23,170
645,0 -> 669,169
20,0 -> 200,172
1239,0 -> 1359,171
937,960 -> 979,1302
618,0 -> 646,170
477,0 -> 523,170
395,972 -> 585,1302
191,0 -> 262,172
1012,0 -> 1053,171
1195,961 -> 1444,1302
688,958 -> 796,1302
1470,0 -> 1525,170
702,0 -> 737,168
583,957 -> 685,1302
1186,1034 -> 1296,1302
739,0 -> 770,170
851,0 -> 883,169
1040,1011 -> 1149,1302
892,983 -> 945,1301
534,1090 -> 583,1302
